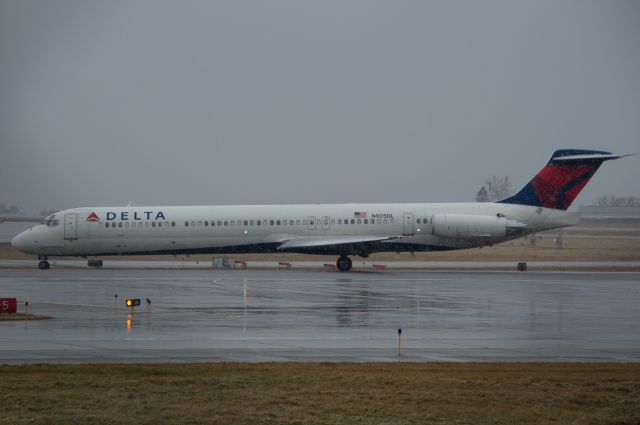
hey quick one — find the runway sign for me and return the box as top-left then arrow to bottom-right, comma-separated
0,298 -> 17,314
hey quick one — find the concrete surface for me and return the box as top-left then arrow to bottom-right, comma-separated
0,268 -> 639,363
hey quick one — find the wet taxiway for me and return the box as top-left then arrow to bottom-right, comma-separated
1,268 -> 639,363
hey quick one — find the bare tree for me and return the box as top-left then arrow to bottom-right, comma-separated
476,186 -> 489,202
0,203 -> 22,215
476,176 -> 511,202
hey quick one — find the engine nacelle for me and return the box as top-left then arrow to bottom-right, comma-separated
431,213 -> 527,239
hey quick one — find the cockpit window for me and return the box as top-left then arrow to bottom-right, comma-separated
41,214 -> 60,227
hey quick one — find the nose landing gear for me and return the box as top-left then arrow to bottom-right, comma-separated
336,255 -> 352,272
38,256 -> 50,270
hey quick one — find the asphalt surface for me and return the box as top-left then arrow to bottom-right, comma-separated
3,259 -> 640,270
1,268 -> 639,364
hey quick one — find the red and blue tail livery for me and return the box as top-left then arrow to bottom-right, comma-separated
499,149 -> 628,210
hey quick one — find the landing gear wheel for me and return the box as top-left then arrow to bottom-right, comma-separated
38,260 -> 50,270
336,256 -> 352,272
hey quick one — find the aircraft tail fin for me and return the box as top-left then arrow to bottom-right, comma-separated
498,149 -> 630,210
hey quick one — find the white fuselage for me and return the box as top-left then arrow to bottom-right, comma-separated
11,202 -> 578,257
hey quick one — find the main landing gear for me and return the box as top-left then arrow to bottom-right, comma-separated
336,255 -> 352,272
38,255 -> 50,270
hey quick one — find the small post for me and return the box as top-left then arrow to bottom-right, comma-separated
146,298 -> 151,313
397,328 -> 402,358
24,301 -> 29,316
114,294 -> 118,309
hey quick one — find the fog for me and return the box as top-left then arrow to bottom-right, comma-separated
1,0 -> 638,214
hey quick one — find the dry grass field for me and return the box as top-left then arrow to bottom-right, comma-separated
0,313 -> 51,321
0,363 -> 638,425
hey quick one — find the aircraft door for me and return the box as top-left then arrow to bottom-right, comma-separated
64,213 -> 78,240
322,216 -> 330,230
402,213 -> 415,236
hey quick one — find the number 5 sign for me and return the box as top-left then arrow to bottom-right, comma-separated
0,298 -> 17,314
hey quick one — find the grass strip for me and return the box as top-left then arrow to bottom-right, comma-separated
0,313 -> 51,321
0,362 -> 639,424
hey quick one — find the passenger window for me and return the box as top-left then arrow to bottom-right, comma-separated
331,219 -> 335,225
377,219 -> 381,224
309,220 -> 314,225
197,221 -> 202,226
118,222 -> 123,228
224,221 -> 228,226
296,220 -> 301,225
172,221 -> 176,227
276,220 -> 281,225
250,220 -> 255,225
191,221 -> 195,227
351,219 -> 355,224
230,220 -> 236,226
158,222 -> 163,227
337,219 -> 342,224
357,219 -> 361,224
363,219 -> 368,224
390,218 -> 395,224
152,222 -> 156,227
324,218 -> 328,225
269,220 -> 274,225
290,220 -> 294,225
303,220 -> 308,225
105,222 -> 109,228
417,218 -> 421,224
383,219 -> 388,224
204,221 -> 208,227
217,221 -> 222,226
185,221 -> 189,227
424,218 -> 428,224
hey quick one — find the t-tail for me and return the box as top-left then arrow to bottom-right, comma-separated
498,149 -> 632,210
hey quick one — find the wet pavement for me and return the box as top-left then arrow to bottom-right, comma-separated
0,268 -> 639,364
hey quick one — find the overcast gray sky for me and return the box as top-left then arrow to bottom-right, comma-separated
1,0 -> 638,214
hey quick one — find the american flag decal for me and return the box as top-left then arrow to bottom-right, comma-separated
354,211 -> 367,218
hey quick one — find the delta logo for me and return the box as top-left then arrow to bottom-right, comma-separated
86,212 -> 100,222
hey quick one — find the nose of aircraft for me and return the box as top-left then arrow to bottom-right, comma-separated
11,231 -> 28,253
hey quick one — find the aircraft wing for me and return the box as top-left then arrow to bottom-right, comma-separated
277,235 -> 406,251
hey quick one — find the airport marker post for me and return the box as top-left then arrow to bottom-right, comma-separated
397,328 -> 402,357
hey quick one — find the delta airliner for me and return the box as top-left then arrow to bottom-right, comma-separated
10,149 -> 630,271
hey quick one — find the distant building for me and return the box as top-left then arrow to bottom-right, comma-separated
579,206 -> 640,222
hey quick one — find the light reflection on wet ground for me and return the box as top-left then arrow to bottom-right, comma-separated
0,269 -> 638,363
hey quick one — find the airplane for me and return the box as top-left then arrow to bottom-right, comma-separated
10,149 -> 632,271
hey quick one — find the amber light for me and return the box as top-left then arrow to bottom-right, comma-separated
125,298 -> 140,307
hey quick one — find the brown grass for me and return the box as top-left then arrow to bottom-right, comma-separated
0,313 -> 50,321
0,363 -> 639,425
2,237 -> 640,263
